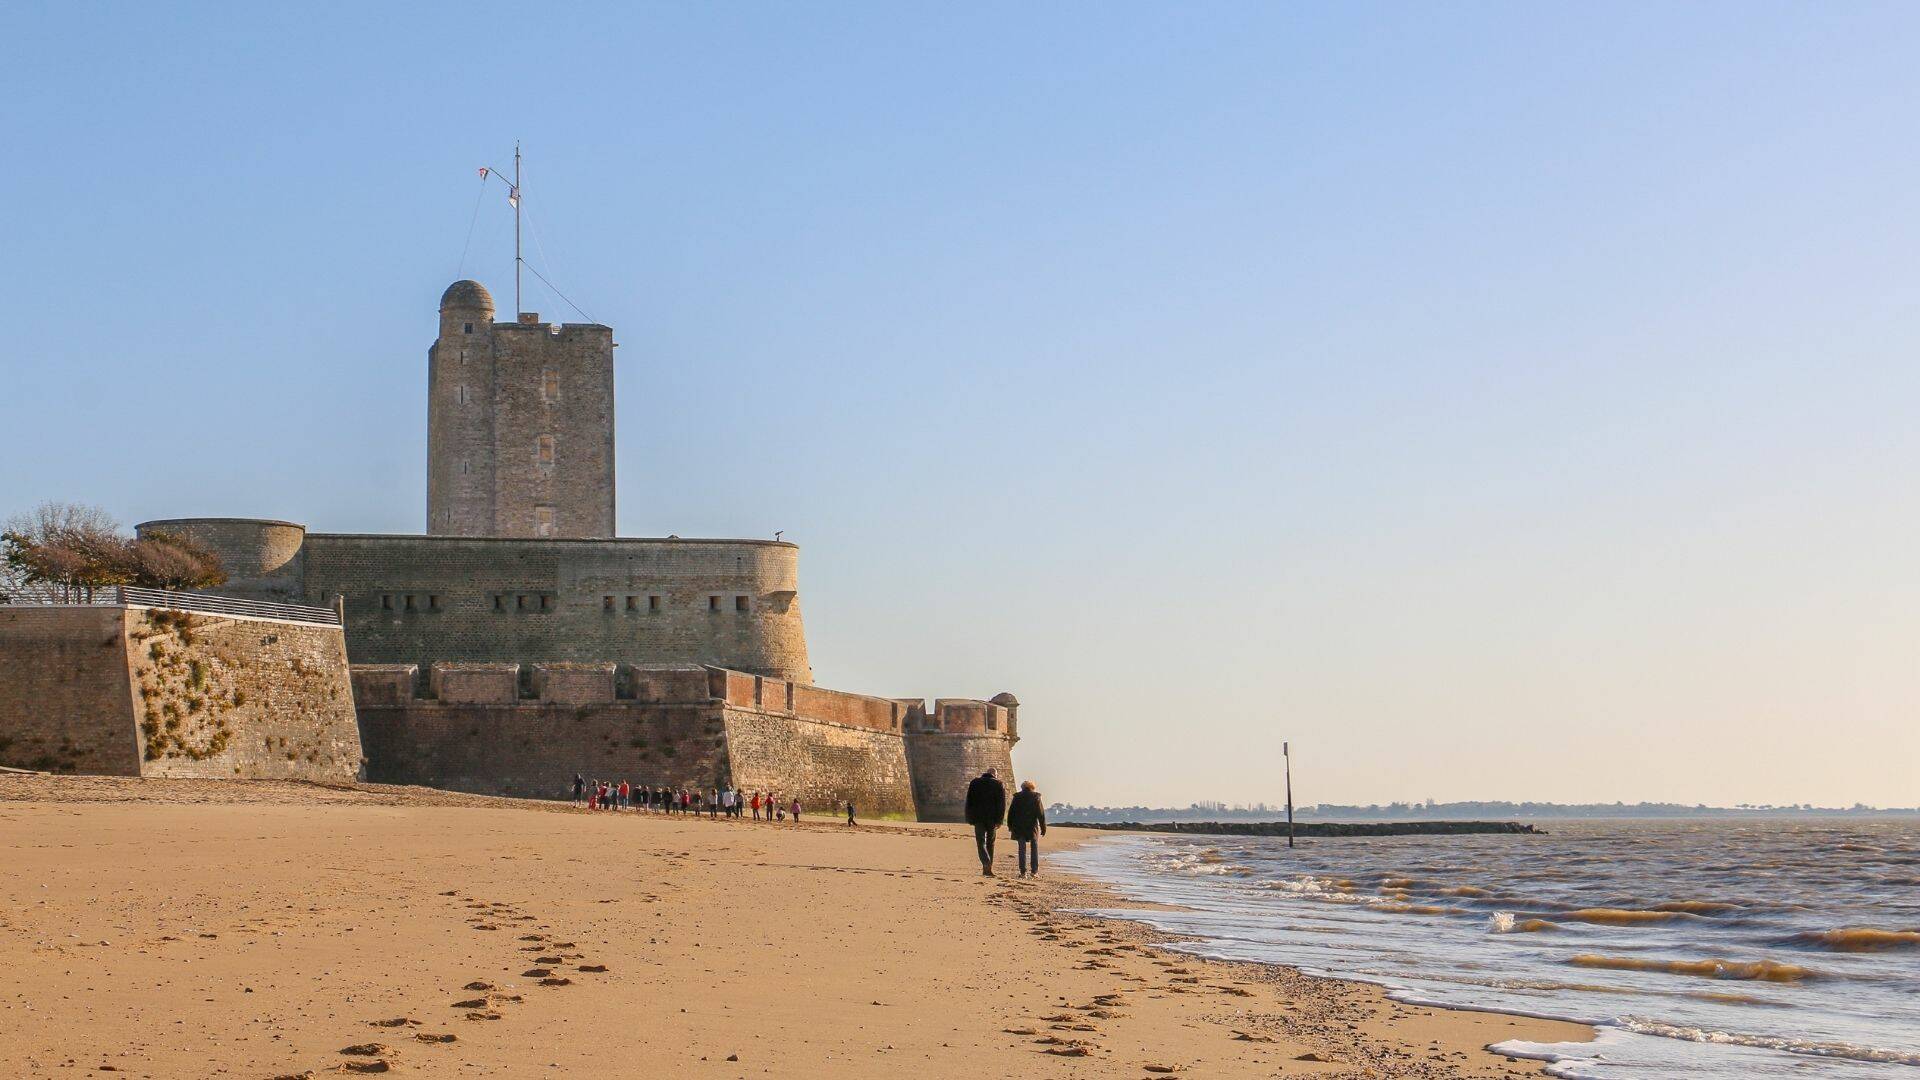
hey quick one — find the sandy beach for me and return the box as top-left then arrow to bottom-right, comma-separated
0,776 -> 1588,1078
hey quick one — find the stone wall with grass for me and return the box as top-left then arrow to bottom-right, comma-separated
128,607 -> 362,781
0,603 -> 362,781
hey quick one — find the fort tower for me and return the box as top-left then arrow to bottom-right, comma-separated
427,279 -> 616,538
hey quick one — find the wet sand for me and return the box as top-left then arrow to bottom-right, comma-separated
0,776 -> 1589,1077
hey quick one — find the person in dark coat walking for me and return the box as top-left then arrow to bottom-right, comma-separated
963,768 -> 1008,875
1006,780 -> 1047,877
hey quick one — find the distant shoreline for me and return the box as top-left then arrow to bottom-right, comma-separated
1059,819 -> 1542,836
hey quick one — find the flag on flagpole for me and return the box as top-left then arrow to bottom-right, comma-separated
507,187 -> 519,208
477,167 -> 489,180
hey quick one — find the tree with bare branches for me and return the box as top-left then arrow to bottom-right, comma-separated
0,503 -> 225,602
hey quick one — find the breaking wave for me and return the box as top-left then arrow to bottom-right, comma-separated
1777,927 -> 1920,952
1567,954 -> 1819,983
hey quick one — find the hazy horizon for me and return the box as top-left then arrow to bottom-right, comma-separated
5,4 -> 1917,809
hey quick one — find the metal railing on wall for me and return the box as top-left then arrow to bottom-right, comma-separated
0,584 -> 339,626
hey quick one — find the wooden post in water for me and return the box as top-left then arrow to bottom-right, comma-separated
1284,741 -> 1295,849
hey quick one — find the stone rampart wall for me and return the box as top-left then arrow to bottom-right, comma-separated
127,607 -> 362,781
720,707 -> 917,817
357,701 -> 728,799
349,662 -> 1010,818
0,607 -> 140,775
299,534 -> 812,682
0,604 -> 361,782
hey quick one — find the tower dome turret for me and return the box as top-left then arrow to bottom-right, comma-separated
440,279 -> 494,314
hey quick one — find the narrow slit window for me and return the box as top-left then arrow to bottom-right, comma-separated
541,369 -> 560,403
625,595 -> 638,612
708,595 -> 720,612
463,322 -> 473,335
534,505 -> 555,536
536,434 -> 555,466
404,594 -> 416,611
734,595 -> 749,613
516,594 -> 527,611
603,595 -> 615,612
492,594 -> 503,612
540,594 -> 553,612
428,595 -> 441,612
649,595 -> 662,613
381,594 -> 393,611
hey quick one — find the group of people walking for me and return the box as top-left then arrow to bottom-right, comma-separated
571,775 -> 813,822
569,768 -> 1045,875
964,768 -> 1047,877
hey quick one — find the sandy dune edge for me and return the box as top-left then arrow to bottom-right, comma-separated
0,777 -> 1587,1077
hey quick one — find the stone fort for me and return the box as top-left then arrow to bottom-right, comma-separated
0,281 -> 1016,820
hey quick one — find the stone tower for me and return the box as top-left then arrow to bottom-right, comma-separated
427,280 -> 616,537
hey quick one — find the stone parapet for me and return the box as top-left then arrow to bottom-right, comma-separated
430,663 -> 521,704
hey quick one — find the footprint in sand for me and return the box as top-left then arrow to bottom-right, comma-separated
341,1064 -> 393,1075
462,981 -> 495,992
519,934 -> 546,941
578,964 -> 608,973
534,955 -> 563,963
464,1011 -> 502,1021
367,1018 -> 419,1028
539,977 -> 573,987
1003,1027 -> 1038,1036
522,968 -> 552,977
470,923 -> 499,931
339,1043 -> 389,1056
414,1033 -> 457,1044
1142,1065 -> 1181,1074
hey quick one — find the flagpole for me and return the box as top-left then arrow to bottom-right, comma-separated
513,142 -> 523,318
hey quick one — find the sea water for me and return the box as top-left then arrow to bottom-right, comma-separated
1052,819 -> 1920,1078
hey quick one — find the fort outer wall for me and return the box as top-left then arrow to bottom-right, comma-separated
0,601 -> 362,781
351,663 -> 1017,821
134,520 -> 814,684
904,694 -> 1019,822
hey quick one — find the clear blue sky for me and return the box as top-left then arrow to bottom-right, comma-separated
5,3 -> 1918,808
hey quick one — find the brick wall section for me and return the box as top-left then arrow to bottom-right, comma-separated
0,607 -> 140,775
791,683 -> 900,731
297,534 -> 812,682
129,608 -> 362,781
